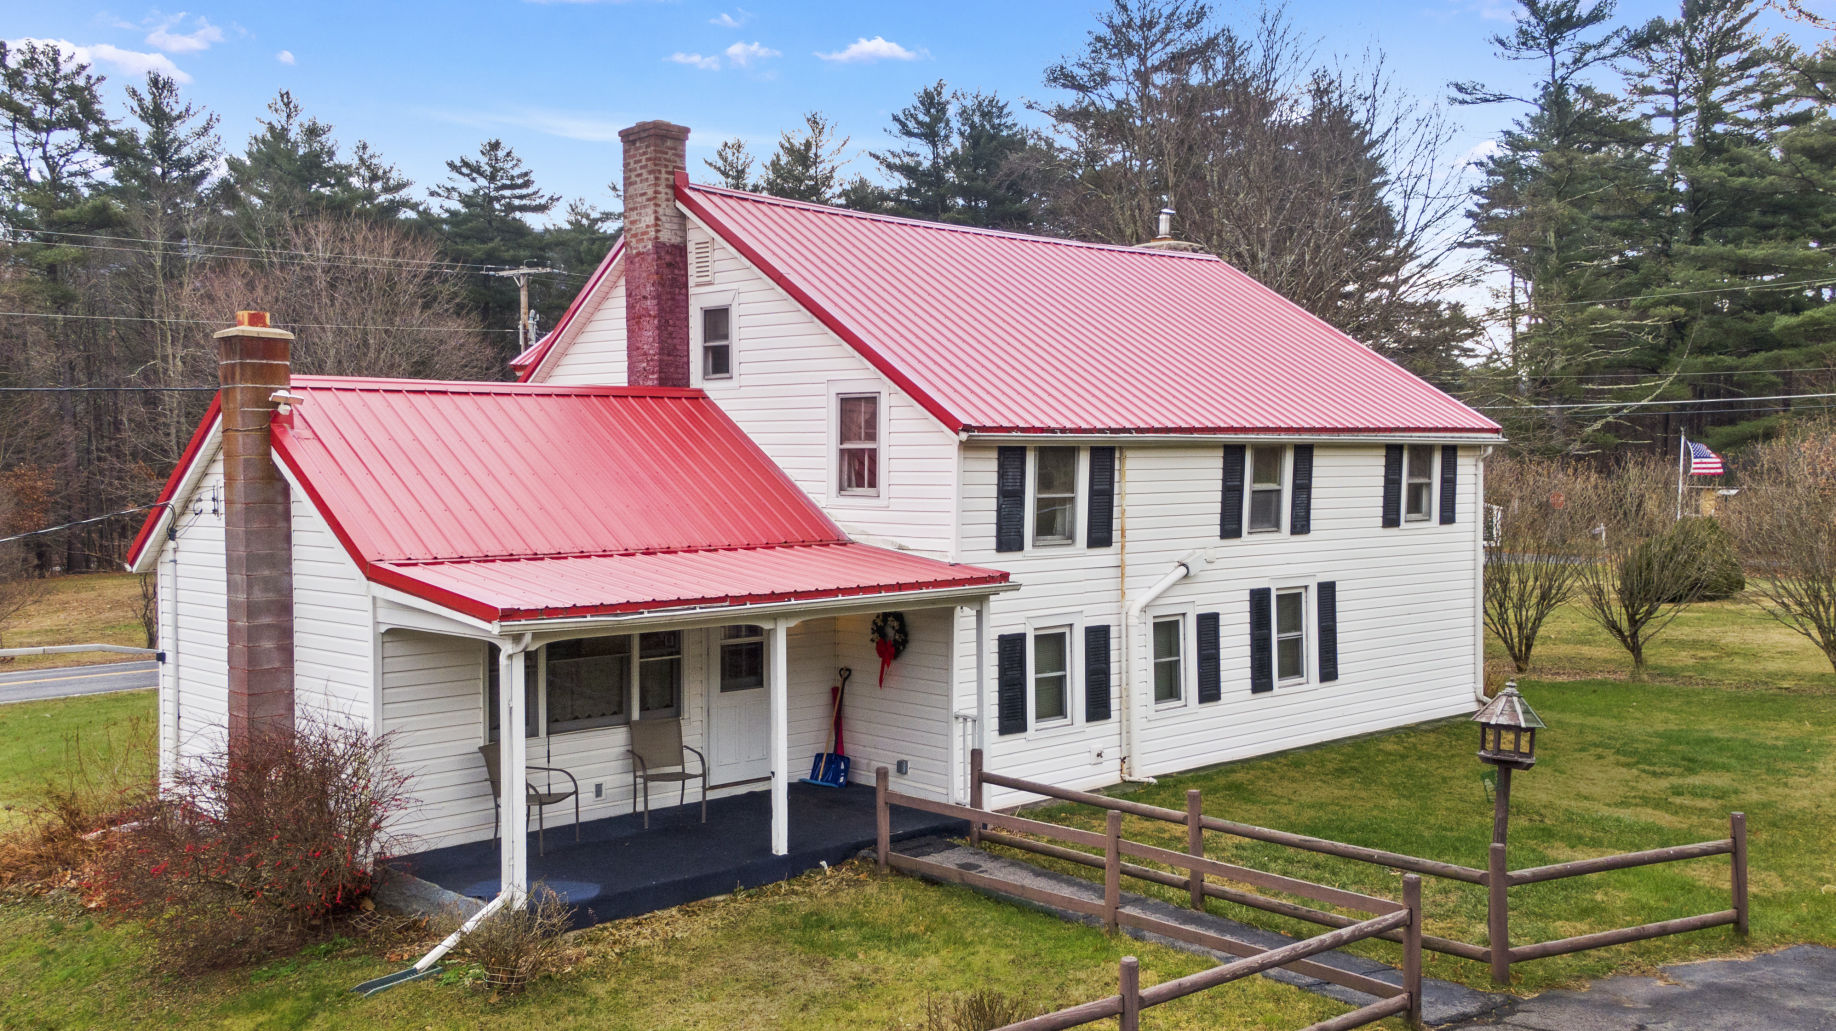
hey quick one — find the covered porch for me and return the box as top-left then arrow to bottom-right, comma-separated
397,780 -> 963,923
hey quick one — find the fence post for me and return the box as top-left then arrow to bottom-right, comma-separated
1104,809 -> 1123,933
1119,956 -> 1140,1031
1731,811 -> 1749,936
1402,873 -> 1423,1030
875,766 -> 891,875
1488,841 -> 1510,985
969,747 -> 984,849
1186,788 -> 1205,910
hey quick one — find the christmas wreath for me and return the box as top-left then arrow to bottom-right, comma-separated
869,611 -> 909,686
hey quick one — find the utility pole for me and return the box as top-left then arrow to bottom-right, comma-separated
487,266 -> 559,354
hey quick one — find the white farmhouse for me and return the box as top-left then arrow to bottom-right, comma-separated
129,119 -> 1500,916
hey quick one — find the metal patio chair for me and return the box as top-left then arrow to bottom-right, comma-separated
628,718 -> 708,828
478,745 -> 580,855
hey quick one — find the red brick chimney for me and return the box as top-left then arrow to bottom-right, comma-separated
215,310 -> 295,754
619,120 -> 691,387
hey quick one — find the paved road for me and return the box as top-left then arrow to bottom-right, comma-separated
0,660 -> 157,705
1455,946 -> 1836,1030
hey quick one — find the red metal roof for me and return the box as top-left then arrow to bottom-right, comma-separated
671,177 -> 1499,437
131,376 -> 1008,621
125,393 -> 221,570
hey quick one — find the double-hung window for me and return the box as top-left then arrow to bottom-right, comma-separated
637,632 -> 682,718
485,632 -> 683,740
719,624 -> 765,692
1032,628 -> 1071,724
1152,616 -> 1183,703
1033,447 -> 1078,545
701,306 -> 732,380
545,637 -> 631,732
838,394 -> 880,495
1275,588 -> 1307,683
1248,445 -> 1284,532
1404,445 -> 1435,521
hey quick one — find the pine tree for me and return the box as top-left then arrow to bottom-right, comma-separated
225,92 -> 416,246
705,139 -> 756,191
873,81 -> 955,220
949,90 -> 1037,230
760,113 -> 849,204
430,139 -> 558,349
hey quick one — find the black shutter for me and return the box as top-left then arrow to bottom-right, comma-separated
1289,444 -> 1314,536
1084,624 -> 1112,722
1087,446 -> 1116,548
1196,611 -> 1221,703
996,446 -> 1026,552
997,632 -> 1027,735
1317,581 -> 1339,683
1220,444 -> 1246,539
1381,444 -> 1403,528
1248,588 -> 1274,694
1439,445 -> 1458,525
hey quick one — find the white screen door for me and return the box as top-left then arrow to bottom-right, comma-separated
706,626 -> 771,785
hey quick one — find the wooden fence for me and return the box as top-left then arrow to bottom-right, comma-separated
874,767 -> 1424,1031
898,750 -> 1748,986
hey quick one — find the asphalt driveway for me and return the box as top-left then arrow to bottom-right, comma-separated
0,660 -> 157,704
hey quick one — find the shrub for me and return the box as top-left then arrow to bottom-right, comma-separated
89,716 -> 412,971
0,717 -> 154,889
447,884 -> 575,993
1644,517 -> 1744,601
885,990 -> 1045,1031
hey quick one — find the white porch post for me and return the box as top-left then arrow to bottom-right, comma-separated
498,635 -> 531,900
769,618 -> 791,856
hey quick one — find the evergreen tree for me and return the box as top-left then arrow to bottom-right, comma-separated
949,90 -> 1038,230
873,81 -> 955,220
705,139 -> 757,191
760,113 -> 848,204
111,72 -> 219,223
430,138 -> 558,350
225,92 -> 416,246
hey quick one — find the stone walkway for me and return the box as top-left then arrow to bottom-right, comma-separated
1451,945 -> 1836,1031
891,837 -> 1508,1026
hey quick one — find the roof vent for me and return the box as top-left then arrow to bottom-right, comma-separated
1136,206 -> 1209,254
690,238 -> 714,285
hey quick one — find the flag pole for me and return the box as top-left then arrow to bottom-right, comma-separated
1676,428 -> 1687,522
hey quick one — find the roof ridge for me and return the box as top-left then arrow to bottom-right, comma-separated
680,178 -> 1222,262
289,375 -> 703,399
381,539 -> 855,566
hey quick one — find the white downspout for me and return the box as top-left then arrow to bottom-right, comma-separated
1474,445 -> 1494,706
1120,549 -> 1210,783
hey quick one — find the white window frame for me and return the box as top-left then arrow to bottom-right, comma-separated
483,631 -> 686,742
836,392 -> 883,498
691,289 -> 740,388
1403,444 -> 1437,523
1246,444 -> 1288,534
1273,586 -> 1309,685
1029,446 -> 1082,548
1150,613 -> 1185,707
1029,624 -> 1075,729
826,380 -> 890,506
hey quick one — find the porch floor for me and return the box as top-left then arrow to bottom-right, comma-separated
395,781 -> 965,925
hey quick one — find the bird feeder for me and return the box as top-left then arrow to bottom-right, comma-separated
1472,683 -> 1543,770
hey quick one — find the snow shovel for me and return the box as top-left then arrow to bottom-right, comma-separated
801,667 -> 852,788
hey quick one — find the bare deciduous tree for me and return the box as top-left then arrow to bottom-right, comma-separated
1483,453 -> 1594,672
1572,455 -> 1716,678
1723,421 -> 1836,672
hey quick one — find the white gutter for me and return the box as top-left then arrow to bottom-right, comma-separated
494,581 -> 1019,637
1120,549 -> 1210,783
1474,445 -> 1495,706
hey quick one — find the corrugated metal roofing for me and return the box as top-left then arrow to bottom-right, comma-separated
259,376 -> 1006,622
675,177 -> 1500,438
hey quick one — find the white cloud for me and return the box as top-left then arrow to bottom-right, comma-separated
275,49 -> 296,65
668,51 -> 721,70
8,37 -> 190,82
144,13 -> 223,53
722,40 -> 779,68
1460,139 -> 1504,166
710,9 -> 750,28
428,106 -> 629,143
814,35 -> 925,63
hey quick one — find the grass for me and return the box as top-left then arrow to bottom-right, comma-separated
0,690 -> 154,833
0,572 -> 150,670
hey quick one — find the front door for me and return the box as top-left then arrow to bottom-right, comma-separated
706,625 -> 771,785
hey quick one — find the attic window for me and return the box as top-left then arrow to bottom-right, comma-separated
702,306 -> 732,380
838,393 -> 880,495
689,238 -> 714,285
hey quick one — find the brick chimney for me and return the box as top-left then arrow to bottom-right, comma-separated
619,120 -> 691,387
215,310 -> 295,754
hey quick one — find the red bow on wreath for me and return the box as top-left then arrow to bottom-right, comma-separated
869,611 -> 908,686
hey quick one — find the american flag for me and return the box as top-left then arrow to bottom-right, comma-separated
1687,439 -> 1724,476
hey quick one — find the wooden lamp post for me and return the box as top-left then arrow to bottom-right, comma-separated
1473,682 -> 1543,847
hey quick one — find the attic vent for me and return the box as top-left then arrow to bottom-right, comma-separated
689,239 -> 714,285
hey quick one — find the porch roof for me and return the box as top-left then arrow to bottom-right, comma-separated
374,541 -> 1007,624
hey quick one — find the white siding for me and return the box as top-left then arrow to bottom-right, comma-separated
833,608 -> 955,801
165,451 -> 228,764
537,224 -> 961,556
381,622 -> 840,852
290,490 -> 374,728
956,443 -> 1483,807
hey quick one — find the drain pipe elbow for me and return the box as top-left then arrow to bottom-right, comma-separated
1120,550 -> 1210,783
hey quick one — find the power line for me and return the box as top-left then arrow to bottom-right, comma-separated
0,503 -> 166,547
1477,391 -> 1836,411
0,310 -> 517,334
1503,364 -> 1836,381
0,386 -> 216,392
18,229 -> 593,281
1512,275 -> 1836,309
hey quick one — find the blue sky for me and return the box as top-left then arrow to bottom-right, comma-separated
5,1 -> 1828,219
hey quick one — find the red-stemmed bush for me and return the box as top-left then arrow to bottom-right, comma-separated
89,716 -> 413,970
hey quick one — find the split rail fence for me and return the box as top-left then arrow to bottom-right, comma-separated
879,750 -> 1748,990
874,765 -> 1424,1030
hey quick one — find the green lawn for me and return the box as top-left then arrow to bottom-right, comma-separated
0,689 -> 153,833
0,572 -> 150,670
